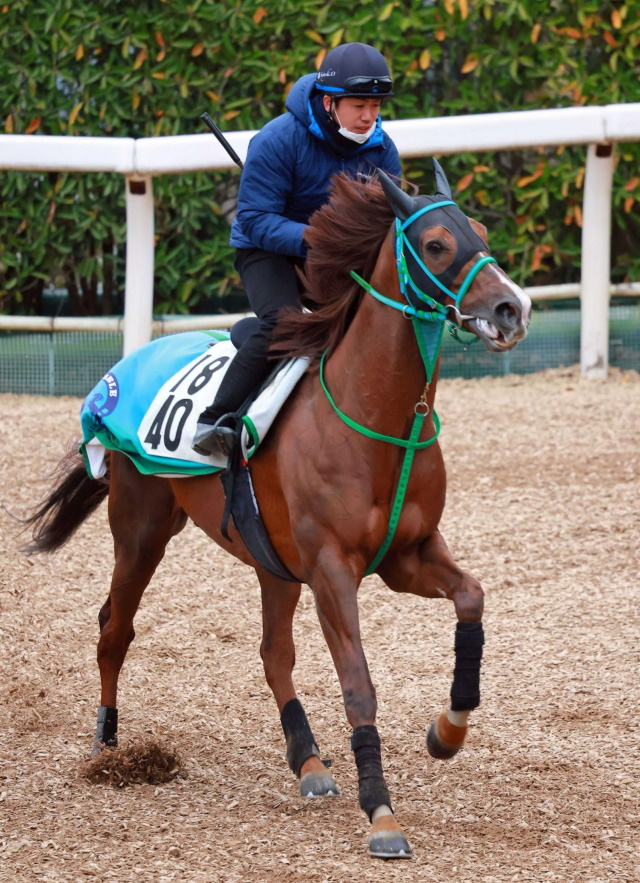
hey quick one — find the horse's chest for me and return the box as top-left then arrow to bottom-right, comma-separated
316,439 -> 445,527
397,453 -> 447,532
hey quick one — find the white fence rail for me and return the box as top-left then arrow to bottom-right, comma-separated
2,102 -> 640,377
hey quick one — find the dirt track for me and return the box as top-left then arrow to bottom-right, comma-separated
1,366 -> 639,882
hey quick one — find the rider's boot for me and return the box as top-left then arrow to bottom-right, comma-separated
192,413 -> 237,458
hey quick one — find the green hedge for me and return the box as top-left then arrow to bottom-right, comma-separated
1,0 -> 639,316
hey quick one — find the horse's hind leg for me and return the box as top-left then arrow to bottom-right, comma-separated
257,568 -> 340,798
93,454 -> 187,754
379,530 -> 485,760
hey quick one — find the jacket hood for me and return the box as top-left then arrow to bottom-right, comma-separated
285,73 -> 317,126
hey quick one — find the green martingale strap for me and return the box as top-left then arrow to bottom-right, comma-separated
319,350 -> 441,576
412,315 -> 444,384
364,410 -> 428,576
319,351 -> 441,450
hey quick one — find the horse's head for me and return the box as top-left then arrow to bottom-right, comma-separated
378,163 -> 531,351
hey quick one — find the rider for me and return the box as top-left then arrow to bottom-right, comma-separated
193,42 -> 402,458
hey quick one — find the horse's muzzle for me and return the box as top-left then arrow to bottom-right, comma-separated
466,289 -> 531,352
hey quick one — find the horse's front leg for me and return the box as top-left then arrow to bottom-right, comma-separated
255,567 -> 340,799
306,545 -> 412,859
378,530 -> 485,760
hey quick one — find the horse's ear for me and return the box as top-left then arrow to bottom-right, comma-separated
433,158 -> 453,199
377,169 -> 416,222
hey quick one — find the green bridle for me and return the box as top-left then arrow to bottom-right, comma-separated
352,206 -> 497,332
319,199 -> 496,575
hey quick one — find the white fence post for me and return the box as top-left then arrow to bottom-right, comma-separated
580,143 -> 615,379
123,175 -> 154,356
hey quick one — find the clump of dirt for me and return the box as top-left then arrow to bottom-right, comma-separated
80,738 -> 184,787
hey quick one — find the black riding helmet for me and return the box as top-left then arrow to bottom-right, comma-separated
315,42 -> 394,98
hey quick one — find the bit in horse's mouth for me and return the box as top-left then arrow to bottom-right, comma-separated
470,318 -> 510,349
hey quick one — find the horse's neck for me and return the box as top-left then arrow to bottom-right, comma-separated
326,243 -> 439,435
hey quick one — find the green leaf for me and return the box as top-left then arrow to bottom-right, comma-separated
0,0 -> 637,316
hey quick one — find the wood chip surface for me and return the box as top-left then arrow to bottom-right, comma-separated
0,365 -> 638,882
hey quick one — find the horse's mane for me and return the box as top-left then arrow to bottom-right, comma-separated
270,172 -> 396,363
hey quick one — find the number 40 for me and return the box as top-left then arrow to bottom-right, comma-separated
144,355 -> 229,452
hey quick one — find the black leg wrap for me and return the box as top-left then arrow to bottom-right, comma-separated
351,725 -> 393,820
280,698 -> 320,778
94,705 -> 118,748
450,621 -> 485,711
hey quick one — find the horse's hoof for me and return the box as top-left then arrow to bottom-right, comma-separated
426,711 -> 467,760
93,706 -> 118,757
299,770 -> 341,798
368,829 -> 413,859
90,738 -> 117,757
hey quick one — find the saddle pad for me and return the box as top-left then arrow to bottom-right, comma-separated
79,330 -> 309,478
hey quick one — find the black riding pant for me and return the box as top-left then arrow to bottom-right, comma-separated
200,248 -> 305,421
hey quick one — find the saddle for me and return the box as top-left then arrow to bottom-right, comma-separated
78,318 -> 303,583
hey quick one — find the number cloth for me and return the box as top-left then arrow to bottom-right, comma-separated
78,331 -> 309,479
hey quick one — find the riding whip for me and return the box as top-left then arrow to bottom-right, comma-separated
200,112 -> 244,169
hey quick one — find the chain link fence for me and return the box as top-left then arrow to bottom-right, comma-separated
0,305 -> 638,397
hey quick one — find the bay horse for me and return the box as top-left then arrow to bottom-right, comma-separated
24,164 -> 530,860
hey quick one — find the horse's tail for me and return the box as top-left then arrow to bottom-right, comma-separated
21,444 -> 110,554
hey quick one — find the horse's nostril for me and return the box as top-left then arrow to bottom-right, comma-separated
496,301 -> 519,327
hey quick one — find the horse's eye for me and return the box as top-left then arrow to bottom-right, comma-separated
425,241 -> 444,255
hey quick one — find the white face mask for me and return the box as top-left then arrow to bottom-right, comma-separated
334,108 -> 377,144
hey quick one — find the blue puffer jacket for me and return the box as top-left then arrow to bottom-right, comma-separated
229,73 -> 402,256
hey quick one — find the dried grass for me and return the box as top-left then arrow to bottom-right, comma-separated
80,739 -> 184,787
